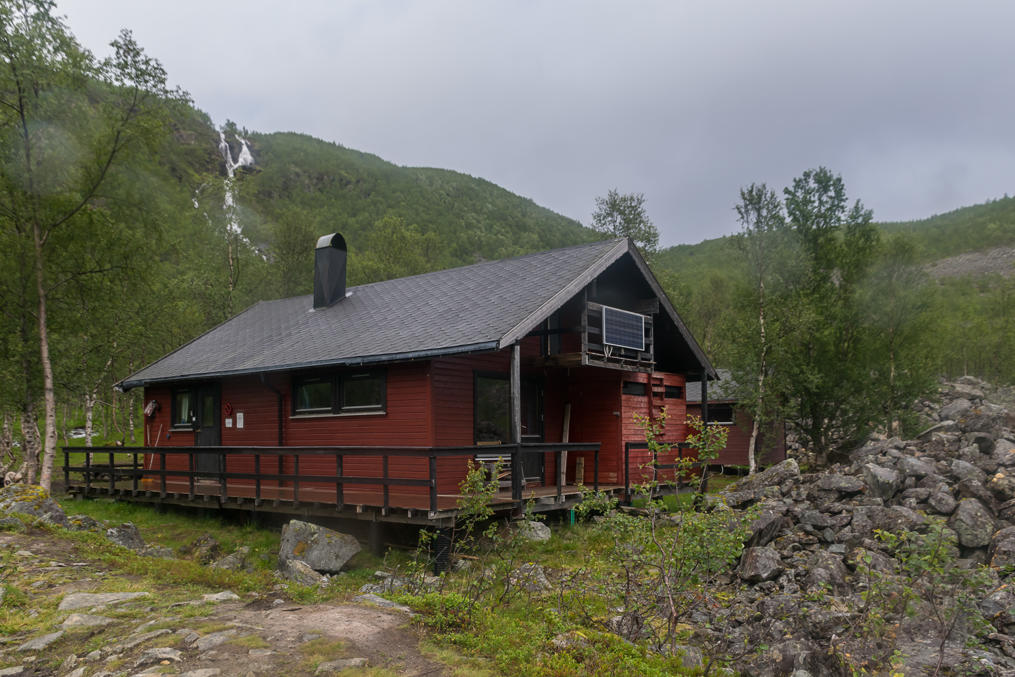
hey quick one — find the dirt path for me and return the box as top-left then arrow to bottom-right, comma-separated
0,530 -> 449,676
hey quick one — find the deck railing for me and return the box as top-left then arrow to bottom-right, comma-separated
63,442 -> 600,516
623,440 -> 697,503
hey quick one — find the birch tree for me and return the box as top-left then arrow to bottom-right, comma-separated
0,0 -> 176,490
731,184 -> 786,474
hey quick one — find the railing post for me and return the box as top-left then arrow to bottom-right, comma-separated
219,451 -> 227,501
382,454 -> 389,515
512,444 -> 523,510
132,451 -> 139,495
555,449 -> 563,503
593,447 -> 599,493
188,451 -> 195,499
623,442 -> 630,503
85,451 -> 91,495
159,451 -> 166,499
429,454 -> 437,514
335,453 -> 344,510
254,453 -> 261,507
293,454 -> 300,506
108,450 -> 115,494
63,449 -> 69,491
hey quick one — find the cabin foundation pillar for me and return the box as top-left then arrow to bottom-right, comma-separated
433,527 -> 453,575
368,520 -> 385,558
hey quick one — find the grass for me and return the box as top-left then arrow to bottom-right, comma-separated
60,497 -> 280,567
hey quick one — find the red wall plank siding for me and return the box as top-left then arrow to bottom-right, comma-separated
618,372 -> 688,485
686,404 -> 786,467
567,368 -> 622,483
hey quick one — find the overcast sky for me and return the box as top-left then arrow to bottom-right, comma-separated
55,1 -> 1015,247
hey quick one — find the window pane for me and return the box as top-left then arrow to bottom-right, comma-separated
710,404 -> 734,424
295,378 -> 332,412
201,394 -> 216,426
622,381 -> 646,396
341,372 -> 385,410
665,385 -> 683,399
174,391 -> 191,426
475,375 -> 509,443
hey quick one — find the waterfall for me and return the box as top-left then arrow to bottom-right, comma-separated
218,131 -> 255,236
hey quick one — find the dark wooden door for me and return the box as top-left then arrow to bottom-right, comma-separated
520,380 -> 544,483
194,385 -> 220,476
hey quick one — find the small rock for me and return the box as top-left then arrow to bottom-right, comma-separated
180,670 -> 223,677
509,563 -> 552,592
928,491 -> 958,515
211,546 -> 252,571
315,658 -> 368,673
193,629 -> 236,651
0,667 -> 24,676
186,534 -> 222,564
278,558 -> 328,587
141,544 -> 174,558
106,523 -> 145,552
58,591 -> 149,611
816,474 -> 865,494
353,593 -> 413,613
133,647 -> 182,668
733,459 -> 799,493
201,591 -> 240,603
514,520 -> 551,542
61,613 -> 114,628
16,631 -> 63,652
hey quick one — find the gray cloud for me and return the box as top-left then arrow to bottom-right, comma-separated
56,0 -> 1015,245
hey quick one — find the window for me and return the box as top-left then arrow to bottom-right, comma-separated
665,385 -> 683,399
474,374 -> 510,443
172,389 -> 194,428
622,381 -> 647,396
708,404 -> 735,425
292,370 -> 386,415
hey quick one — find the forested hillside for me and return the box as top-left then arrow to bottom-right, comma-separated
656,195 -> 1015,414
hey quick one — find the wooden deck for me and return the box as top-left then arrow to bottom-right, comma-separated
63,443 -> 612,525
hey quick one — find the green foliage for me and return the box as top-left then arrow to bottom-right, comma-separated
590,189 -> 659,257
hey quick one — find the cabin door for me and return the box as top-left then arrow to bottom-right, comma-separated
194,385 -> 220,476
520,380 -> 544,483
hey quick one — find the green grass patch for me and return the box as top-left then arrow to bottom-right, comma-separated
60,497 -> 280,569
299,636 -> 349,671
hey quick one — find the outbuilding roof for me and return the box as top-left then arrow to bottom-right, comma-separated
686,369 -> 736,403
120,238 -> 714,390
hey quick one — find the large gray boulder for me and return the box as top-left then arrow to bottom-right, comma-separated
948,499 -> 996,548
0,484 -> 68,527
515,520 -> 551,542
898,455 -> 936,479
816,474 -> 865,494
988,526 -> 1015,569
106,523 -> 145,552
863,463 -> 900,500
940,398 -> 973,421
733,459 -> 799,493
278,519 -> 360,574
738,546 -> 783,582
994,439 -> 1015,467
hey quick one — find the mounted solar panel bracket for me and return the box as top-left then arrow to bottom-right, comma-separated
602,305 -> 646,351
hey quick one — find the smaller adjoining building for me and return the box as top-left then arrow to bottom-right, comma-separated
686,370 -> 786,469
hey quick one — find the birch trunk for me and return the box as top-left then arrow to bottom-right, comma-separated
34,220 -> 58,492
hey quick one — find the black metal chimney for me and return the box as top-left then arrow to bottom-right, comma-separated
313,233 -> 347,309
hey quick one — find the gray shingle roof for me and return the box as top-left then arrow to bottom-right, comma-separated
126,238 -> 689,388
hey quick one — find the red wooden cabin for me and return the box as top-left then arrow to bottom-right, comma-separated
68,236 -> 715,526
686,370 -> 786,469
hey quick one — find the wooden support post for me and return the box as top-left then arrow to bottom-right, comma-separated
336,454 -> 344,510
700,375 -> 710,494
132,452 -> 139,495
559,403 -> 571,490
188,452 -> 195,499
219,453 -> 227,501
63,449 -> 69,490
428,454 -> 437,513
108,450 -> 115,494
254,454 -> 261,507
510,342 -> 522,510
293,454 -> 301,506
368,521 -> 385,558
433,527 -> 453,575
159,451 -> 166,499
85,451 -> 92,495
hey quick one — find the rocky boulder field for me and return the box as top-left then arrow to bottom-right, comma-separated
706,377 -> 1015,676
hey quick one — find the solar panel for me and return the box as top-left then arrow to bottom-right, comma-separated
602,306 -> 645,351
